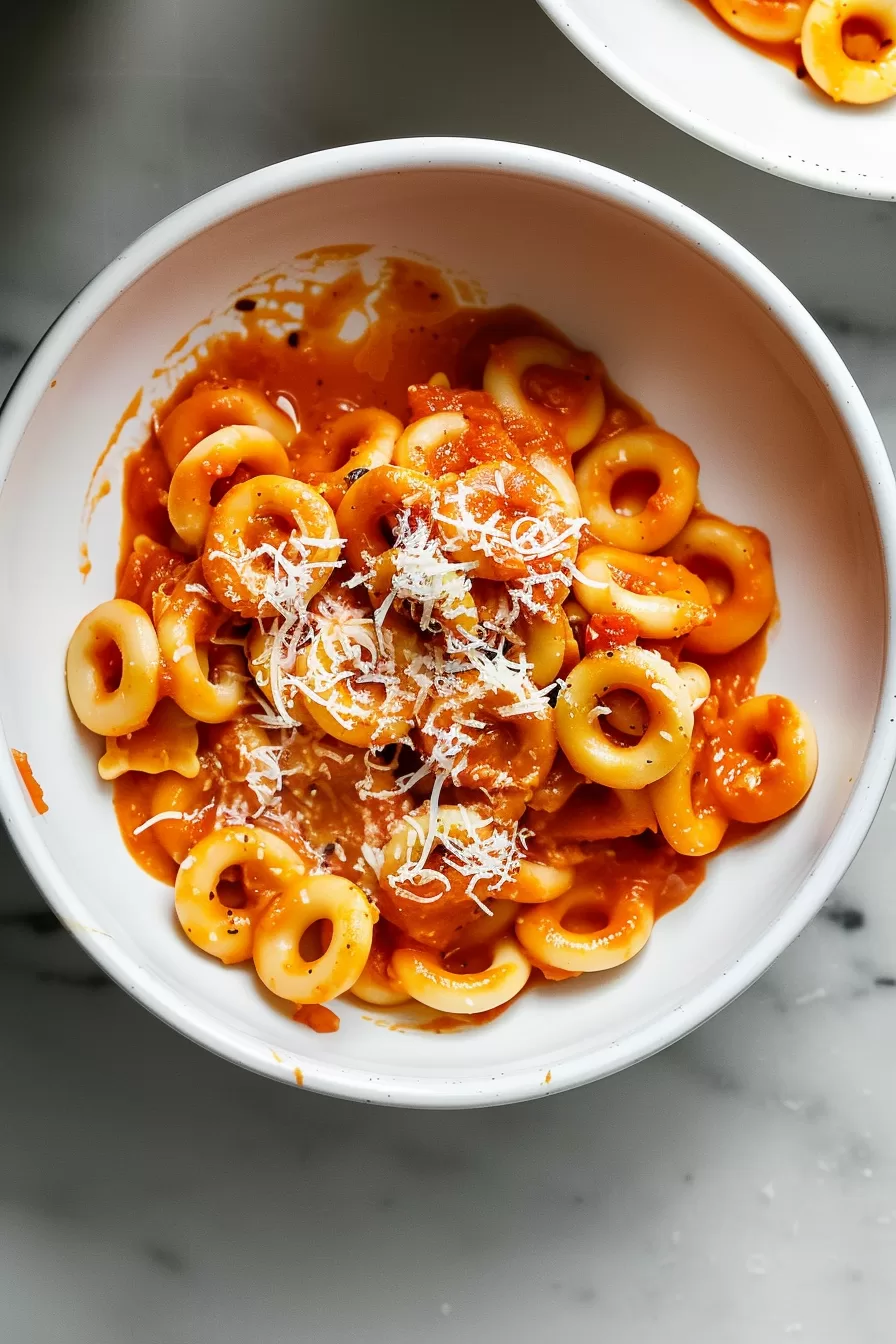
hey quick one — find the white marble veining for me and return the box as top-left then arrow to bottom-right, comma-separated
2,2 -> 896,1340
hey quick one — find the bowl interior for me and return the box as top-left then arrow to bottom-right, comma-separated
0,158 -> 888,1103
541,0 -> 896,197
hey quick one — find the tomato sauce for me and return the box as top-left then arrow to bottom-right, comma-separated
686,0 -> 805,75
105,251 -> 777,1028
12,749 -> 48,815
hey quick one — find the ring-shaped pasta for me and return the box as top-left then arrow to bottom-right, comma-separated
66,598 -> 161,735
203,475 -> 340,618
523,606 -> 578,688
529,781 -> 657,844
246,623 -> 317,728
393,411 -> 468,476
511,859 -> 576,903
574,428 -> 699,554
349,925 -> 411,1006
174,825 -> 307,964
158,381 -> 296,471
390,936 -> 531,1014
156,583 -> 246,723
801,0 -> 896,104
252,874 -> 375,1003
529,451 -> 583,519
603,661 -> 710,739
707,694 -> 818,824
336,464 -> 435,570
515,881 -> 654,974
556,646 -> 693,788
573,545 -> 713,640
150,769 -> 217,863
379,804 -> 515,909
295,617 -> 422,748
709,0 -> 809,41
308,408 -> 404,508
649,731 -> 729,857
483,337 -> 605,451
666,517 -> 775,655
364,547 -> 479,640
418,672 -> 557,793
167,425 -> 290,549
436,459 -> 579,585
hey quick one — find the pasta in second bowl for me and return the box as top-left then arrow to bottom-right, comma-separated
0,139 -> 893,1106
538,0 -> 896,197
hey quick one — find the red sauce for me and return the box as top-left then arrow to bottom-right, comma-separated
293,1004 -> 340,1034
103,251 -> 779,1031
686,0 -> 804,74
12,749 -> 48,815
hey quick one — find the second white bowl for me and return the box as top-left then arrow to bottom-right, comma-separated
539,0 -> 896,198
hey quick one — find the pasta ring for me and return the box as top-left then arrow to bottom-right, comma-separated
295,617 -> 423,748
574,428 -> 699,554
604,662 -> 710,739
66,598 -> 161,736
529,782 -> 657,843
556,646 -> 694,788
349,925 -> 411,1006
418,671 -> 557,793
801,0 -> 896,104
252,874 -> 375,1003
390,936 -> 532,1014
436,459 -> 579,585
380,804 -> 518,910
203,475 -> 340,618
246,623 -> 317,728
483,337 -> 605,451
307,408 -> 403,508
156,582 -> 245,723
515,882 -> 654,974
150,769 -> 217,863
523,605 -> 578,688
573,545 -> 713,640
393,411 -> 468,476
666,517 -> 775,655
511,860 -> 576,903
167,425 -> 290,549
707,694 -> 818,824
649,731 -> 729,857
174,824 -> 307,964
336,464 -> 435,570
529,451 -> 583,519
709,0 -> 809,41
158,381 -> 296,471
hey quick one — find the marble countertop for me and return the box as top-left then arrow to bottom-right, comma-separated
3,2 -> 896,1340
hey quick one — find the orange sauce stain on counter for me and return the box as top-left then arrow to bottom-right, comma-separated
11,750 -> 48,815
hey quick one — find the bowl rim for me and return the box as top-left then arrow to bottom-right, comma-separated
537,0 -> 896,201
0,136 -> 894,1108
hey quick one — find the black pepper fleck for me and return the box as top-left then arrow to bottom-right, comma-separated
234,297 -> 256,312
287,331 -> 300,348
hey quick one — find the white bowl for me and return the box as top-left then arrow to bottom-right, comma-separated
0,138 -> 894,1107
538,0 -> 896,198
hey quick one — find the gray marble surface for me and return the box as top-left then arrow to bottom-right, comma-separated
3,2 -> 896,1340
